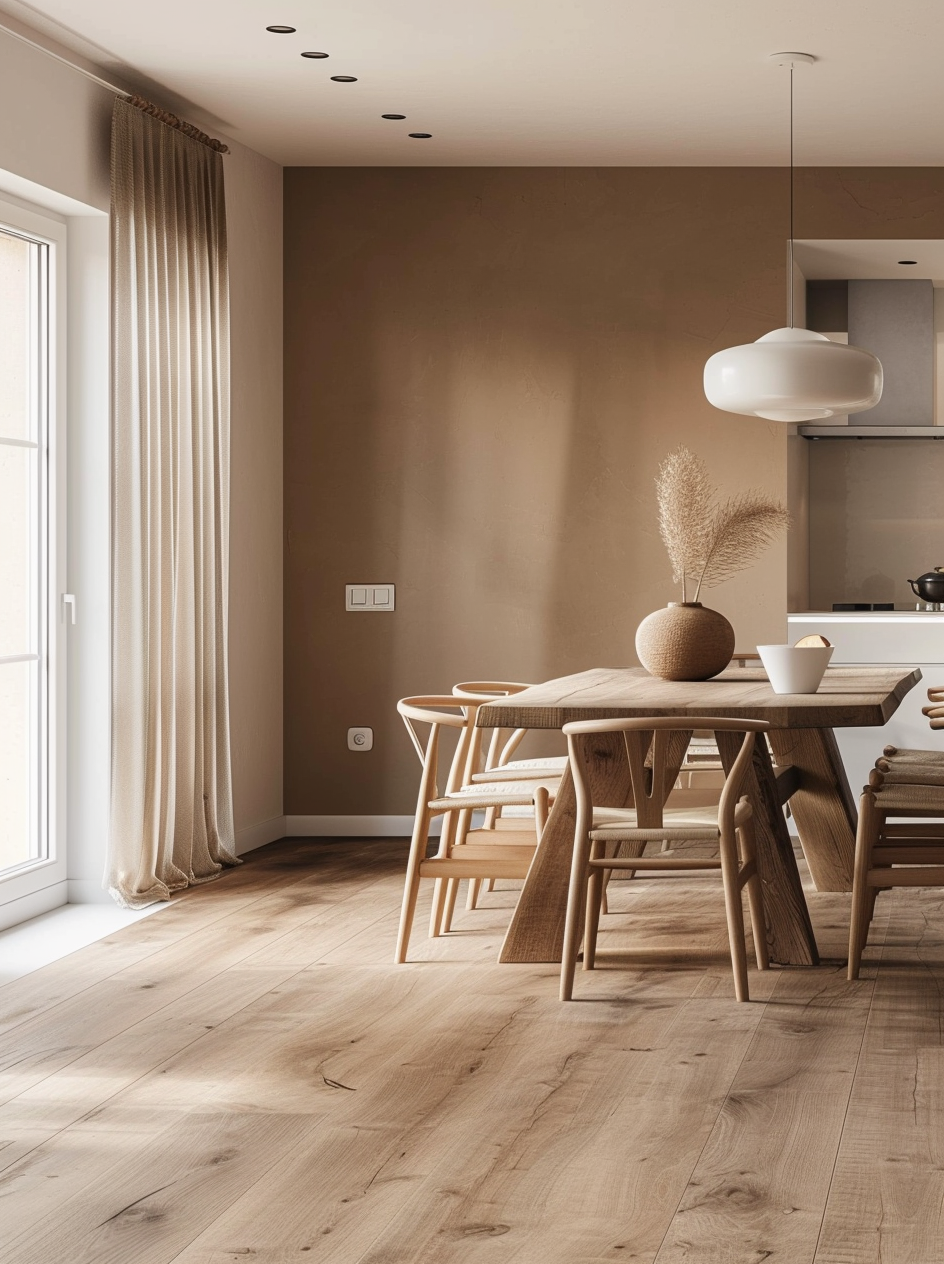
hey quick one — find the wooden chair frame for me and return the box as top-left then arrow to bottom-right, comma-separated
847,683 -> 944,978
560,716 -> 770,1002
848,773 -> 944,979
451,681 -> 565,915
395,696 -> 544,962
453,682 -> 567,784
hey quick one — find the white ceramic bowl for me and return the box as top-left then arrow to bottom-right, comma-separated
757,644 -> 834,695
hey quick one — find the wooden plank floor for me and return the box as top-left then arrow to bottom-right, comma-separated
0,836 -> 941,1262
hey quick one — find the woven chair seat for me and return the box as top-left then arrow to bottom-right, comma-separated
429,793 -> 538,811
430,778 -> 559,812
590,797 -> 752,843
470,756 -> 567,783
881,744 -> 944,766
873,763 -> 944,787
870,781 -> 944,813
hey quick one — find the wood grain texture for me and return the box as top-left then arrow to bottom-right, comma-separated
5,838 -> 944,1263
498,729 -> 691,964
770,727 -> 859,892
498,731 -> 630,963
817,895 -> 944,1263
653,967 -> 873,1264
716,730 -> 818,967
478,666 -> 921,732
485,666 -> 914,966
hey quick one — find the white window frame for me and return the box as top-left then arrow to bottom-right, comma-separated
0,196 -> 67,915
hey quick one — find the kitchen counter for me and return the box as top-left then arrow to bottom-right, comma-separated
788,612 -> 944,794
792,609 -> 944,616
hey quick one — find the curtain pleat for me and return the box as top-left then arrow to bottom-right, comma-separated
107,98 -> 236,908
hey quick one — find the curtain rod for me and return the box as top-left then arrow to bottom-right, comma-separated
0,16 -> 229,153
125,96 -> 229,153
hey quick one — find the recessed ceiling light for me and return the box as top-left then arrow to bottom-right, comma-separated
331,75 -> 357,82
301,51 -> 328,58
382,114 -> 406,120
409,133 -> 432,139
265,24 -> 296,33
898,259 -> 918,265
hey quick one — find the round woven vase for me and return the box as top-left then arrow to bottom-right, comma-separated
635,602 -> 735,682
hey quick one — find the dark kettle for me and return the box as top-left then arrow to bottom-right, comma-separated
908,568 -> 944,602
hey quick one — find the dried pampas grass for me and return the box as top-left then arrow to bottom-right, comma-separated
656,447 -> 712,600
655,447 -> 790,602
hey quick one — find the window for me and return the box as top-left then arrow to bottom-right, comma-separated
0,204 -> 63,893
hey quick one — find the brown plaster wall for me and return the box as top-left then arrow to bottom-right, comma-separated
284,167 -> 944,815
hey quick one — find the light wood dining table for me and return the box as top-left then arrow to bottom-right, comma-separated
477,665 -> 921,967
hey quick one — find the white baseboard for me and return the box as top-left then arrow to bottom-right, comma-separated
66,879 -> 115,904
235,814 -> 288,856
0,880 -> 68,933
284,815 -> 423,838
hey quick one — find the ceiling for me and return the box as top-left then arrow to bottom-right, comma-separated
795,240 -> 944,286
5,0 -> 944,167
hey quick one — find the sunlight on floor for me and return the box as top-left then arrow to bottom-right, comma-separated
0,902 -> 166,986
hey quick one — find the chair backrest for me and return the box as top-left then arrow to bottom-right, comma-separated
562,715 -> 768,833
452,681 -> 534,698
452,681 -> 536,774
398,696 -> 484,809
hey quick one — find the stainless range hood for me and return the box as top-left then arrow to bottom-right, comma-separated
799,425 -> 944,437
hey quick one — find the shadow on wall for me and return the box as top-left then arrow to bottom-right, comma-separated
284,169 -> 797,816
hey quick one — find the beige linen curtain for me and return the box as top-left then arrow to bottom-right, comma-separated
107,97 -> 237,908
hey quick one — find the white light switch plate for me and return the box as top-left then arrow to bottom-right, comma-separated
345,584 -> 395,611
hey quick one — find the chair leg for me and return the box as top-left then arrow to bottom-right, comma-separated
466,878 -> 482,910
560,822 -> 593,1001
599,837 -> 642,912
738,818 -> 769,971
534,786 -> 550,839
486,878 -> 496,893
583,842 -> 606,971
395,810 -> 431,964
719,825 -> 750,1001
866,884 -> 880,925
600,842 -> 614,915
849,794 -> 880,981
428,879 -> 448,937
441,878 -> 461,933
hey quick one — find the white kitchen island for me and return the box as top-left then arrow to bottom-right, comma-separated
788,611 -> 943,796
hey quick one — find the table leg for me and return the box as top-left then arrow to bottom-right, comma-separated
767,728 -> 857,892
716,731 -> 819,967
497,729 -> 690,965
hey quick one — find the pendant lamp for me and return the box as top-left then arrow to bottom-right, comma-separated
703,53 -> 883,422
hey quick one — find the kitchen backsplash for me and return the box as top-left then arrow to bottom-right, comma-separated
808,437 -> 944,609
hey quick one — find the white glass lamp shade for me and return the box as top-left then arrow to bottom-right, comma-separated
704,327 -> 883,422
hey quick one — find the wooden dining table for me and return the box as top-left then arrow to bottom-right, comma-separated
477,665 -> 921,967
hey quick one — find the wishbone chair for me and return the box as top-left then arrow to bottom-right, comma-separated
395,695 -> 549,960
560,716 -> 769,1002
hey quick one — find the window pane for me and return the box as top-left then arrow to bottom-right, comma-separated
0,230 -> 32,442
0,661 -> 37,871
0,444 -> 34,658
0,220 -> 47,885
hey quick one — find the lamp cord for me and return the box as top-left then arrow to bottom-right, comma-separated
789,64 -> 794,328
